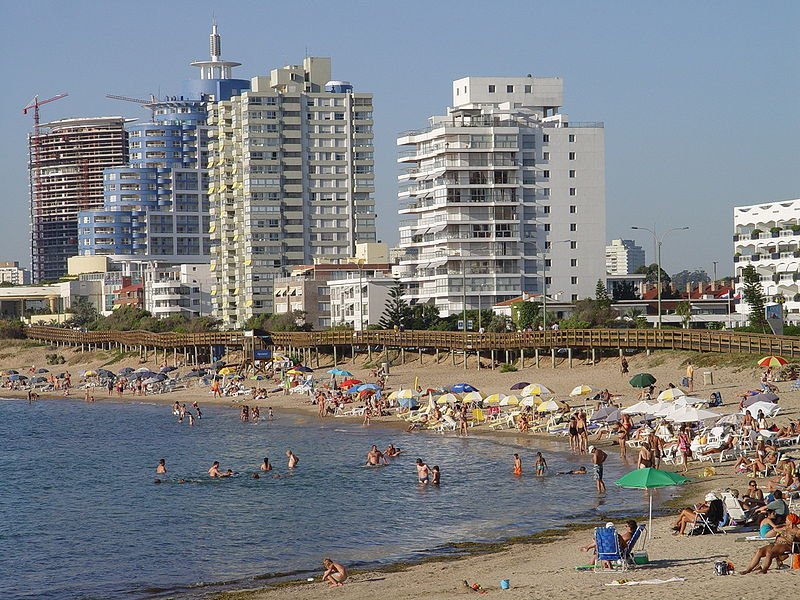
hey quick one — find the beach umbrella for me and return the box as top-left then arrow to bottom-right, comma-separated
462,391 -> 484,403
437,392 -> 461,405
56,373 -> 67,379
398,397 -> 419,410
484,393 -> 505,405
295,366 -> 314,373
30,376 -> 47,384
450,383 -> 478,394
327,368 -> 352,376
758,355 -> 788,368
622,400 -> 655,415
97,368 -> 115,377
387,389 -> 414,401
356,383 -> 380,392
9,374 -> 26,381
536,399 -> 566,412
667,406 -> 721,423
521,396 -> 540,407
3,369 -> 19,375
160,366 -> 178,373
569,384 -> 597,397
36,368 -> 49,373
616,468 -> 690,539
286,369 -> 304,376
135,367 -> 153,374
590,406 -> 621,422
522,383 -> 552,397
118,367 -> 134,375
744,401 -> 781,418
342,378 -> 362,387
653,399 -> 688,418
510,381 -> 530,390
82,370 -> 98,377
715,413 -> 743,426
743,392 -> 778,407
143,376 -> 166,385
500,394 -> 521,406
629,373 -> 656,388
657,388 -> 686,401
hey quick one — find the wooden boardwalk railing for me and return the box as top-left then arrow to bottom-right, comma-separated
23,326 -> 800,358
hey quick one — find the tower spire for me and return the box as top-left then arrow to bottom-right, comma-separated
190,21 -> 241,80
210,21 -> 221,61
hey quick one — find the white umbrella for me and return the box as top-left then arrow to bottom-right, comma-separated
536,399 -> 566,412
570,385 -> 598,397
657,388 -> 686,401
653,398 -> 689,417
667,406 -> 722,423
715,413 -> 743,426
744,401 -> 781,418
622,400 -> 655,415
520,396 -> 538,407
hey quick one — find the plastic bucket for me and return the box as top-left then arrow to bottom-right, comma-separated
500,579 -> 510,589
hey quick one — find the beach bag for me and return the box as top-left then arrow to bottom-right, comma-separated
714,560 -> 733,576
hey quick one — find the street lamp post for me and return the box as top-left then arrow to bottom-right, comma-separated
631,226 -> 689,328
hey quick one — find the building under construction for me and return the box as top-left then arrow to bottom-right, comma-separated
28,117 -> 128,282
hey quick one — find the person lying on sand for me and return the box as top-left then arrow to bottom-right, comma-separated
322,558 -> 347,586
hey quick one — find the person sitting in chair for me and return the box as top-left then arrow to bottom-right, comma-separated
672,493 -> 724,535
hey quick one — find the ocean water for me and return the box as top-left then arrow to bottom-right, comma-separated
0,398 -> 664,599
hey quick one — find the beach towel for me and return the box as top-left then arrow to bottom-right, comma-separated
606,577 -> 685,586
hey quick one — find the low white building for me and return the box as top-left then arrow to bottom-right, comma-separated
0,279 -> 104,323
145,264 -> 213,318
733,198 -> 800,323
328,275 -> 396,330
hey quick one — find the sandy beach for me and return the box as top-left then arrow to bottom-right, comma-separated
2,341 -> 799,597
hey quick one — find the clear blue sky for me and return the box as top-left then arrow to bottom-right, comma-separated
2,1 -> 799,277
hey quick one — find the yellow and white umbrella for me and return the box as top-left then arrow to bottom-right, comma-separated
536,399 -> 567,412
569,384 -> 597,397
656,388 -> 686,401
218,366 -> 237,375
521,396 -> 541,407
522,383 -> 552,397
388,389 -> 415,400
462,391 -> 484,403
436,393 -> 461,405
484,393 -> 505,405
500,394 -> 521,406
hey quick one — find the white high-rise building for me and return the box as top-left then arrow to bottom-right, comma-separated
208,57 -> 376,327
606,239 -> 645,275
733,198 -> 800,322
395,76 -> 605,315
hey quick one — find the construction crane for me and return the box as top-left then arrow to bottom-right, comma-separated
106,94 -> 157,120
22,93 -> 68,136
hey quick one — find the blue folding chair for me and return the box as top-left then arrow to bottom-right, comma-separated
593,526 -> 627,571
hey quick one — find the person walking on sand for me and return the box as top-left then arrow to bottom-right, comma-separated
321,558 -> 348,586
620,356 -> 629,375
686,361 -> 694,393
589,446 -> 607,493
513,453 -> 523,476
534,451 -> 548,476
286,449 -> 299,469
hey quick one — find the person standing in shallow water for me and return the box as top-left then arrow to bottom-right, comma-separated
513,453 -> 522,476
286,449 -> 299,469
156,459 -> 166,474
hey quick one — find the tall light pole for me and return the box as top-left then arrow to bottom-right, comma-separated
631,226 -> 689,328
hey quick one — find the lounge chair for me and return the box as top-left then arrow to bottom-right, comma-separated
489,413 -> 515,430
469,408 -> 487,427
434,414 -> 458,433
720,492 -> 751,528
622,525 -> 647,566
688,499 -> 725,535
593,526 -> 628,572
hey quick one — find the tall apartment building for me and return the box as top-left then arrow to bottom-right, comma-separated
29,117 -> 128,282
77,24 -> 249,265
209,57 -> 376,327
733,198 -> 800,322
0,261 -> 31,285
606,238 -> 645,275
395,76 -> 605,315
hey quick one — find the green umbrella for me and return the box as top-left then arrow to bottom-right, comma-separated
616,468 -> 690,539
629,373 -> 657,388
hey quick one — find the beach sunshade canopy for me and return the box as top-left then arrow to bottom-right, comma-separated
30,376 -> 47,383
4,369 -> 19,375
522,383 -> 552,397
590,406 -> 621,422
657,388 -> 686,401
437,393 -> 461,405
295,366 -> 314,373
742,392 -> 778,407
97,368 -> 115,376
510,381 -> 530,390
616,467 -> 690,540
9,374 -> 26,381
667,406 -> 721,423
744,401 -> 781,418
327,368 -> 352,376
653,399 -> 688,417
629,373 -> 656,388
286,369 -> 304,375
758,355 -> 788,367
134,367 -> 153,373
143,376 -> 165,385
346,385 -> 361,394
387,389 -> 414,401
621,400 -> 655,415
484,393 -> 505,405
36,368 -> 49,373
398,397 -> 418,409
82,370 -> 98,377
461,391 -> 484,403
450,383 -> 478,393
570,384 -> 597,397
536,399 -> 566,412
342,378 -> 362,387
715,413 -> 743,426
500,394 -> 521,406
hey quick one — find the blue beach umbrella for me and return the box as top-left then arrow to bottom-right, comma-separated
328,368 -> 352,376
357,383 -> 380,392
450,383 -> 478,394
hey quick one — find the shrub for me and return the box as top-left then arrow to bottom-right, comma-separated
499,363 -> 518,373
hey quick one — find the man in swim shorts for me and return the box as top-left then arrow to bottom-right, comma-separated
589,446 -> 607,493
366,444 -> 387,466
513,453 -> 522,476
416,458 -> 430,483
322,558 -> 348,586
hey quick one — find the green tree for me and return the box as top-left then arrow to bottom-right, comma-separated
408,303 -> 441,330
511,300 -> 540,330
611,280 -> 639,301
635,263 -> 671,285
68,297 -> 99,328
595,279 -> 612,309
741,264 -> 767,330
567,298 -> 617,328
675,300 -> 692,329
671,269 -> 710,289
378,285 -> 412,329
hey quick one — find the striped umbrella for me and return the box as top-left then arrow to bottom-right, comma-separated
757,355 -> 788,367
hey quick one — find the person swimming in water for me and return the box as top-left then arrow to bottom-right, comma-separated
384,444 -> 402,457
558,466 -> 588,475
208,461 -> 233,478
431,465 -> 441,485
534,452 -> 548,476
156,458 -> 167,474
286,449 -> 299,469
261,457 -> 273,471
366,444 -> 388,466
416,458 -> 430,484
513,453 -> 523,476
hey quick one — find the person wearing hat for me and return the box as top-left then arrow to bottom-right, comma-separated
589,446 -> 607,493
671,493 -> 724,535
741,513 -> 800,574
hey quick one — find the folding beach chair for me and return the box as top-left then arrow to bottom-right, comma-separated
593,527 -> 628,572
622,525 -> 647,567
688,499 -> 725,535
